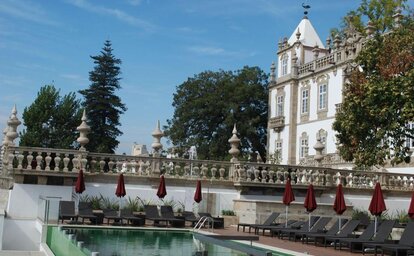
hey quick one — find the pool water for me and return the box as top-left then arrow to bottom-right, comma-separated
47,227 -> 279,256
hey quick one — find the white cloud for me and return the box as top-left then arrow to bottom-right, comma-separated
188,46 -> 225,55
0,0 -> 59,26
67,0 -> 156,31
188,46 -> 256,59
126,0 -> 142,6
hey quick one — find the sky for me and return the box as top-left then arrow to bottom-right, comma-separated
0,0 -> 368,154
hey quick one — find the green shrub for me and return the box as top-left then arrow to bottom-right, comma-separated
221,210 -> 236,216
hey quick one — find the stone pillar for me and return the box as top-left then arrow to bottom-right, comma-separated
270,62 -> 276,82
228,124 -> 240,163
5,105 -> 21,147
151,120 -> 163,176
76,110 -> 90,151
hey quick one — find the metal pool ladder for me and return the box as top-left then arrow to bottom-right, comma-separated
193,216 -> 214,232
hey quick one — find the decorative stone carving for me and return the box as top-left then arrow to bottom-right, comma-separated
151,120 -> 163,155
6,105 -> 21,146
228,124 -> 240,162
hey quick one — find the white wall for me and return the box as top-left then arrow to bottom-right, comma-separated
2,219 -> 40,251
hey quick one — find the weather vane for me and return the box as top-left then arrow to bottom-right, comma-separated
302,2 -> 311,16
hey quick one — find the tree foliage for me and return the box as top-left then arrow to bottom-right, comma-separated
164,66 -> 268,161
20,85 -> 82,148
79,40 -> 126,153
333,15 -> 414,167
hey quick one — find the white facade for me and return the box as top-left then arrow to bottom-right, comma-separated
268,16 -> 353,165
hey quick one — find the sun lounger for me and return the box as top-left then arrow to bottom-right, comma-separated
144,205 -> 168,226
121,209 -> 145,226
78,202 -> 98,224
362,221 -> 414,256
287,216 -> 332,242
269,220 -> 304,237
336,220 -> 396,252
308,219 -> 360,247
183,211 -> 200,227
304,218 -> 349,244
326,221 -> 376,249
198,212 -> 224,229
160,206 -> 185,227
237,212 -> 280,232
278,216 -> 321,240
59,201 -> 78,224
103,209 -> 123,225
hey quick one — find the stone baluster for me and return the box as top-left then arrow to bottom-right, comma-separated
246,168 -> 252,182
72,156 -> 79,172
318,171 -> 324,186
116,161 -> 123,173
388,176 -> 395,189
403,176 -> 408,189
253,167 -> 259,182
325,172 -> 332,186
201,165 -> 208,179
63,154 -> 70,172
312,171 -> 319,185
304,170 -> 311,184
291,171 -> 297,184
211,165 -> 217,180
17,152 -> 24,170
54,154 -> 61,171
261,169 -> 267,183
26,152 -> 33,170
77,110 -> 90,151
296,170 -> 302,184
36,153 -> 43,171
268,170 -> 274,183
108,160 -> 115,173
353,176 -> 359,188
365,176 -> 372,188
346,173 -> 353,187
45,152 -> 52,171
184,164 -> 190,177
174,165 -> 181,178
90,159 -> 96,173
81,156 -> 88,172
409,177 -> 414,189
219,166 -> 225,180
99,160 -> 105,173
276,170 -> 282,183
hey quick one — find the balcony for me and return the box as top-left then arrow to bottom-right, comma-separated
269,116 -> 285,132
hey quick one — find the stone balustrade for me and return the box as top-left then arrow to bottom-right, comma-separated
4,145 -> 414,191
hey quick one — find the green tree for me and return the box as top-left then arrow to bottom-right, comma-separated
333,15 -> 414,167
79,40 -> 127,153
20,85 -> 82,148
164,66 -> 268,161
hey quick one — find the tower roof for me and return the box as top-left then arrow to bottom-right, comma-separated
288,17 -> 324,48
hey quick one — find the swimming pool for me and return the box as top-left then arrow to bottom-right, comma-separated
46,226 -> 290,256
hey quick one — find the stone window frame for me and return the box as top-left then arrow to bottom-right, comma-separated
275,139 -> 283,162
405,123 -> 414,149
281,54 -> 289,76
299,132 -> 309,159
317,129 -> 328,154
275,87 -> 285,117
300,80 -> 311,122
316,74 -> 329,119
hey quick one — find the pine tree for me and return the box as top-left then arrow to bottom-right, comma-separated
20,85 -> 82,149
79,40 -> 127,153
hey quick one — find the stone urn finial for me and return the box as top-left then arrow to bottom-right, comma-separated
270,62 -> 276,82
151,120 -> 163,155
77,109 -> 90,151
228,124 -> 240,162
313,132 -> 325,165
5,105 -> 21,146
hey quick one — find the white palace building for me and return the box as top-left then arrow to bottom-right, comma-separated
267,12 -> 405,170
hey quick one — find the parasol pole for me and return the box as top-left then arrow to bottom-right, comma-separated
285,205 -> 288,228
374,216 -> 377,236
308,212 -> 311,230
339,215 -> 341,230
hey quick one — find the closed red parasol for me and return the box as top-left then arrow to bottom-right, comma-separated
75,169 -> 85,194
115,173 -> 126,217
194,180 -> 202,203
283,179 -> 295,227
116,173 -> 126,197
369,182 -> 386,234
304,184 -> 317,229
408,190 -> 414,219
333,184 -> 346,215
333,183 -> 346,229
157,175 -> 167,199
